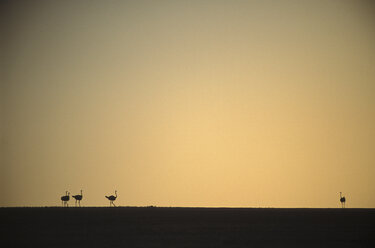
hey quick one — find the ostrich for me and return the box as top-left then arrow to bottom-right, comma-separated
61,191 -> 70,207
340,192 -> 346,208
72,190 -> 83,207
105,190 -> 117,207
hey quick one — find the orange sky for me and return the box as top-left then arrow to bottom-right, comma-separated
1,0 -> 375,207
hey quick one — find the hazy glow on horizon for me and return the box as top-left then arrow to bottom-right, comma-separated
1,0 -> 375,207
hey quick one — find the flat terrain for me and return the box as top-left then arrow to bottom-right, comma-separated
1,207 -> 374,247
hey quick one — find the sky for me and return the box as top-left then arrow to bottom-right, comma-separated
1,0 -> 375,208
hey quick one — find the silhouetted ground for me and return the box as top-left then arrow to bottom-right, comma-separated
1,207 -> 374,247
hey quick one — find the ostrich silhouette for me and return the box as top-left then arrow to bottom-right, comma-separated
72,190 -> 83,207
340,192 -> 346,208
61,191 -> 70,207
105,190 -> 117,207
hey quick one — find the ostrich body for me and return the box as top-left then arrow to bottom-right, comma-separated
105,190 -> 117,207
340,192 -> 346,208
61,191 -> 70,207
72,190 -> 83,207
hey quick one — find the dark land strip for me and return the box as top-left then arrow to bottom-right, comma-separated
1,207 -> 374,247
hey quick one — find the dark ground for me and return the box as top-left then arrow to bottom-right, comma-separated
1,207 -> 374,247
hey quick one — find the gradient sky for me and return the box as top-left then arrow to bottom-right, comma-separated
1,0 -> 375,207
